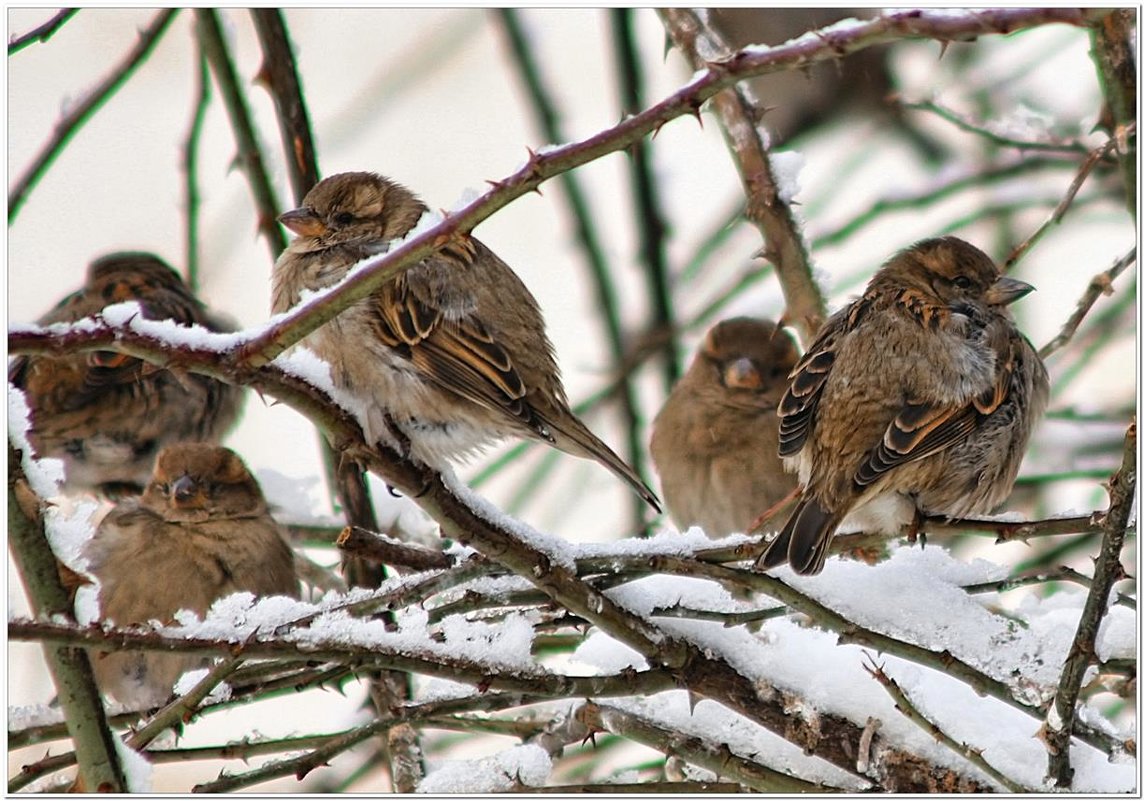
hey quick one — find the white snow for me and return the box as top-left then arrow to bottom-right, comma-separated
417,742 -> 552,793
8,383 -> 65,498
771,150 -> 805,204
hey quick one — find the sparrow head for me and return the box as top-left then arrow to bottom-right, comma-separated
278,172 -> 427,251
696,317 -> 800,397
142,443 -> 268,521
876,236 -> 1034,311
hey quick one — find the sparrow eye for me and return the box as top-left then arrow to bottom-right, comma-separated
952,276 -> 973,290
333,211 -> 355,226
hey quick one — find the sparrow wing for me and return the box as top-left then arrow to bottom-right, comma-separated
777,297 -> 871,457
855,326 -> 1017,486
371,276 -> 539,431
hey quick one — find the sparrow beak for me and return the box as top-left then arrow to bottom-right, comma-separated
278,207 -> 328,237
170,474 -> 198,503
984,276 -> 1035,307
724,357 -> 763,390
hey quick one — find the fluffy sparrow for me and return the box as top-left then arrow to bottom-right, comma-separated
756,236 -> 1049,574
650,317 -> 799,536
9,252 -> 243,497
272,171 -> 659,510
83,443 -> 299,708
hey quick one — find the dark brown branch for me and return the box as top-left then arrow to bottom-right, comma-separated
7,445 -> 125,792
337,525 -> 452,571
250,9 -> 320,201
8,8 -> 78,55
8,9 -> 178,221
8,617 -> 682,701
1089,9 -> 1137,220
1044,421 -> 1136,787
660,8 -> 824,341
194,8 -> 286,260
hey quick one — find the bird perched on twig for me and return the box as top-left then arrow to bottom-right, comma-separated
651,317 -> 798,537
271,171 -> 659,510
756,237 -> 1049,575
9,252 -> 243,497
83,443 -> 299,708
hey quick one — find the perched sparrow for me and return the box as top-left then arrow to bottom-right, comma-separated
9,252 -> 243,497
650,317 -> 799,536
83,443 -> 299,708
756,237 -> 1049,575
272,171 -> 659,510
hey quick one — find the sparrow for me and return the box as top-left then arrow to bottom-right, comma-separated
9,252 -> 243,497
756,236 -> 1050,575
650,317 -> 799,536
83,443 -> 300,708
271,171 -> 659,510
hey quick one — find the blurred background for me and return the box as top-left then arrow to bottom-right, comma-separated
8,7 -> 1135,791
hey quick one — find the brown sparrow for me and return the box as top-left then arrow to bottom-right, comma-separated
9,252 -> 243,497
272,171 -> 659,510
83,443 -> 299,708
650,317 -> 799,536
756,236 -> 1049,574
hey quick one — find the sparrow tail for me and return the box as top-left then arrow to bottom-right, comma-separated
546,415 -> 662,513
755,496 -> 840,575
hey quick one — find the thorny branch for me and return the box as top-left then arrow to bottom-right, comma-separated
218,8 -> 1103,371
864,658 -> 1031,792
1040,246 -> 1136,358
660,8 -> 824,341
195,8 -> 287,260
1043,422 -> 1136,787
9,319 -> 996,791
7,8 -> 79,55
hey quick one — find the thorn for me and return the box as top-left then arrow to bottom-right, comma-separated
687,690 -> 701,713
252,61 -> 272,90
937,40 -> 951,60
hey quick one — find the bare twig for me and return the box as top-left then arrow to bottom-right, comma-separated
864,657 -> 1032,792
182,43 -> 211,290
250,11 -> 420,785
8,8 -> 78,55
1040,246 -> 1136,359
577,701 -> 833,793
812,156 -> 1098,250
611,8 -> 680,389
902,98 -> 1096,156
1004,133 -> 1128,271
660,8 -> 824,341
8,9 -> 178,221
1043,421 -> 1136,787
250,9 -> 319,200
337,525 -> 452,571
194,8 -> 286,261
